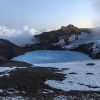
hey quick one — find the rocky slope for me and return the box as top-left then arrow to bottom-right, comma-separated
34,24 -> 91,45
0,39 -> 63,60
0,39 -> 26,59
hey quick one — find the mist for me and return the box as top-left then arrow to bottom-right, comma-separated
92,0 -> 100,27
0,25 -> 51,47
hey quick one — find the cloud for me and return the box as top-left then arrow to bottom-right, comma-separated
35,28 -> 51,35
0,25 -> 51,47
0,25 -> 37,47
92,0 -> 100,27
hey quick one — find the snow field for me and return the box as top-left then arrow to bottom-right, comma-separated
35,60 -> 100,91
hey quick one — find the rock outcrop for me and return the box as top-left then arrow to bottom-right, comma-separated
34,24 -> 91,45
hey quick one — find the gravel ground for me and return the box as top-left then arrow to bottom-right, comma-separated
0,60 -> 100,99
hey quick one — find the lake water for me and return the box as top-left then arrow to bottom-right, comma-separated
12,50 -> 91,64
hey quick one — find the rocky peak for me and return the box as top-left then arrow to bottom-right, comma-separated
34,24 -> 83,45
61,24 -> 80,33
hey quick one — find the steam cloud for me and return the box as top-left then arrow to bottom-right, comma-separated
92,0 -> 100,27
0,25 -> 51,47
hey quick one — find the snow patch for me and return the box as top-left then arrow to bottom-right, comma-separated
36,60 -> 100,91
66,32 -> 100,54
0,89 -> 3,93
0,67 -> 16,72
66,32 -> 91,49
0,96 -> 30,100
0,67 -> 16,77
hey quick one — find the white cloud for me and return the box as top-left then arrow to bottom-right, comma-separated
35,28 -> 51,35
30,28 -> 37,35
22,25 -> 29,31
0,25 -> 37,47
0,25 -> 51,47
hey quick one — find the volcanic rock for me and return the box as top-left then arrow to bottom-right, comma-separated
34,24 -> 91,45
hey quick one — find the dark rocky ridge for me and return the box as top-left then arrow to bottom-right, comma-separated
34,24 -> 91,44
0,59 -> 32,67
0,39 -> 26,59
0,39 -> 63,60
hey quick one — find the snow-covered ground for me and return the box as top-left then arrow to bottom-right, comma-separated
35,60 -> 100,91
12,50 -> 91,64
0,67 -> 16,77
66,32 -> 91,49
0,67 -> 27,77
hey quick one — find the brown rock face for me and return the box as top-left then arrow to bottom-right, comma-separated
34,24 -> 84,45
61,24 -> 80,33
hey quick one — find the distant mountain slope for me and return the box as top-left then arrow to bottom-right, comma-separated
0,24 -> 99,59
34,24 -> 91,45
0,39 -> 26,59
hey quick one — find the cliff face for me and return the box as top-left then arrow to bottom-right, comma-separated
34,29 -> 68,44
34,24 -> 90,45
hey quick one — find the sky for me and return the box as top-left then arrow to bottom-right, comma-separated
0,0 -> 96,30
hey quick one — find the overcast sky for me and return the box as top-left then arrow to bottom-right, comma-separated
0,0 -> 96,30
